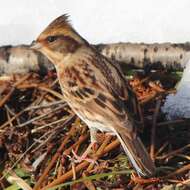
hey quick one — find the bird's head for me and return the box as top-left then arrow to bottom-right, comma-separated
31,14 -> 88,64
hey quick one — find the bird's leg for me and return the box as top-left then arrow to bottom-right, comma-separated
72,128 -> 98,163
89,127 -> 98,151
72,143 -> 96,163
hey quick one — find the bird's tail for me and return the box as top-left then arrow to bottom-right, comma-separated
114,127 -> 156,177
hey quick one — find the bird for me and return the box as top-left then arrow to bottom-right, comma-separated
31,14 -> 156,177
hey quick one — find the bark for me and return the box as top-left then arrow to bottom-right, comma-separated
95,42 -> 190,71
1,42 -> 190,76
0,45 -> 53,75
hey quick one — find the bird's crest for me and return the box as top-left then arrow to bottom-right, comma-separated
37,14 -> 73,40
37,14 -> 86,44
47,14 -> 71,31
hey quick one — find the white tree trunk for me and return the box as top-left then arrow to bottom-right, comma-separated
1,42 -> 190,76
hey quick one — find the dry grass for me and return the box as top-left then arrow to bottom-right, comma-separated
0,69 -> 189,190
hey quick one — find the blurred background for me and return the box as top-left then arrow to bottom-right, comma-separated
0,0 -> 190,45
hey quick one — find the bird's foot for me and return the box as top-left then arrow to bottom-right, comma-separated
72,142 -> 98,164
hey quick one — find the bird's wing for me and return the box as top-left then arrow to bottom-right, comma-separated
63,49 -> 135,134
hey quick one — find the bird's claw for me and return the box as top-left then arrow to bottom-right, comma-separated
71,149 -> 98,165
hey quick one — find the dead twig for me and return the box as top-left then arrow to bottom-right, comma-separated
156,144 -> 190,160
41,138 -> 120,190
157,119 -> 188,127
17,84 -> 65,100
33,124 -> 77,190
82,172 -> 96,190
0,74 -> 31,107
148,81 -> 165,92
87,135 -> 112,172
131,175 -> 160,185
0,128 -> 53,181
16,105 -> 64,128
150,98 -> 162,161
162,163 -> 190,179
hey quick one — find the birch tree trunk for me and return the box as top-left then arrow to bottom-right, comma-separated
0,45 -> 53,75
1,42 -> 190,75
95,42 -> 190,71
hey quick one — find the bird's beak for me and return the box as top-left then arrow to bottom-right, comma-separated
30,40 -> 42,50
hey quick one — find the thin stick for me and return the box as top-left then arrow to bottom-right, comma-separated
131,175 -> 160,184
162,163 -> 190,179
156,144 -> 190,160
33,125 -> 76,190
177,178 -> 190,187
155,141 -> 169,157
63,133 -> 89,156
0,100 -> 65,130
31,116 -> 68,133
150,99 -> 161,161
41,139 -> 120,190
82,172 -> 96,190
0,88 -> 15,108
139,92 -> 157,105
87,135 -> 112,172
82,135 -> 112,190
17,84 -> 65,100
25,100 -> 65,111
16,105 -> 63,128
0,129 -> 52,181
157,119 -> 187,127
0,74 -> 31,107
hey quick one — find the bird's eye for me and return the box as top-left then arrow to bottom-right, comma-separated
46,36 -> 58,43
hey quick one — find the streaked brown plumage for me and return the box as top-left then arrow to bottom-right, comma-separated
31,14 -> 156,177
